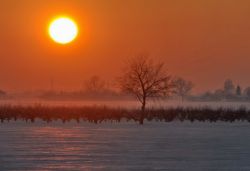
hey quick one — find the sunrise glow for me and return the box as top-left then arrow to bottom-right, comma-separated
48,17 -> 78,44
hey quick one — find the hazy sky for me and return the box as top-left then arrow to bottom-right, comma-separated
1,0 -> 250,93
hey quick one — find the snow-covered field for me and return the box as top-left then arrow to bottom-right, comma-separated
1,121 -> 250,170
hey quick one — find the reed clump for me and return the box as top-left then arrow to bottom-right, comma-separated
0,105 -> 249,124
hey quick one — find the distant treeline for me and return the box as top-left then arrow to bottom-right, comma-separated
38,75 -> 132,100
0,105 -> 250,124
1,77 -> 250,102
0,90 -> 6,96
38,78 -> 250,102
39,90 -> 128,101
192,79 -> 250,101
0,57 -> 249,103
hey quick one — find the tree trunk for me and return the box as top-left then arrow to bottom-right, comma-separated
140,97 -> 146,125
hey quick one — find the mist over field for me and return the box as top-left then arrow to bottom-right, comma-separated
1,98 -> 250,110
2,0 -> 250,170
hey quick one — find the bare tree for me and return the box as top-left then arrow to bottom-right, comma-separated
224,79 -> 235,98
172,77 -> 194,102
0,90 -> 6,96
119,56 -> 173,124
236,85 -> 242,96
244,87 -> 250,100
84,75 -> 106,93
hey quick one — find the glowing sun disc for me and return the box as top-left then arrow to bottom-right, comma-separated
49,17 -> 78,44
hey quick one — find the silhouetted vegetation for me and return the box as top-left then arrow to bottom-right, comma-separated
236,85 -> 242,96
0,90 -> 6,96
84,75 -> 106,93
172,77 -> 194,102
0,105 -> 250,124
19,76 -> 250,103
191,79 -> 250,101
39,76 -> 124,101
244,87 -> 250,100
119,55 -> 173,124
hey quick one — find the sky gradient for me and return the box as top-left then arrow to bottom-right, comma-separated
1,0 -> 250,93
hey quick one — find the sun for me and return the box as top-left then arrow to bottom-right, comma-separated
48,17 -> 78,44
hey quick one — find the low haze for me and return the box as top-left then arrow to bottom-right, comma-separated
2,1 -> 250,171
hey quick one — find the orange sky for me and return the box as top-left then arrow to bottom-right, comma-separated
1,0 -> 250,93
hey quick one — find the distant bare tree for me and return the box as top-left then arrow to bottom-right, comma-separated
0,90 -> 6,96
244,87 -> 250,99
84,75 -> 106,93
236,85 -> 242,96
172,77 -> 194,101
119,55 -> 173,124
224,79 -> 235,97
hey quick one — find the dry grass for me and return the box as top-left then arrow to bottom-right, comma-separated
0,105 -> 249,124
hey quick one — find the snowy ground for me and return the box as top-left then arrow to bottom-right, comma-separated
1,121 -> 250,171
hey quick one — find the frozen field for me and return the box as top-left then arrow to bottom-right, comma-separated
1,121 -> 250,170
